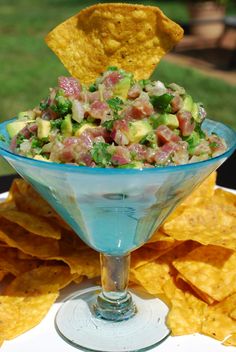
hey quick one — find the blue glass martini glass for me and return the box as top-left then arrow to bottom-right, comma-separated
0,118 -> 235,352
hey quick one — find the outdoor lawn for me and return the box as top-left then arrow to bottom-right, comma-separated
0,0 -> 235,175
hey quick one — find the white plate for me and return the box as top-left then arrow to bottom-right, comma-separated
0,189 -> 235,352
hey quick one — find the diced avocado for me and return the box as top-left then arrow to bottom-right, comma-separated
182,95 -> 193,112
18,111 -> 36,121
185,131 -> 200,155
33,155 -> 51,162
6,121 -> 28,138
37,119 -> 51,139
74,123 -> 96,137
118,161 -> 143,169
191,102 -> 202,123
61,114 -> 73,137
155,113 -> 179,129
127,120 -> 152,143
113,77 -> 131,99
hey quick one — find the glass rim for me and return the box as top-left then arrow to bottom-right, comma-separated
0,117 -> 235,175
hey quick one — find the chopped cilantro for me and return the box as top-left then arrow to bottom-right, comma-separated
16,133 -> 25,146
209,142 -> 219,148
140,132 -> 157,148
89,83 -> 97,92
51,95 -> 72,116
39,100 -> 49,111
0,134 -> 6,142
150,93 -> 174,113
139,79 -> 151,89
107,97 -> 123,113
102,120 -> 115,132
50,118 -> 63,129
195,123 -> 206,139
107,66 -> 118,71
91,142 -> 112,167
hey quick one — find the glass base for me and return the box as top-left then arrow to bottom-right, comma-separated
55,286 -> 170,352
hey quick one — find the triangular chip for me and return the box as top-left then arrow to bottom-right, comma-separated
173,245 -> 236,302
45,3 -> 183,83
202,293 -> 236,346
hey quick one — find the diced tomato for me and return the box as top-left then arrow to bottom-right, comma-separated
193,140 -> 211,156
28,124 -> 38,133
89,101 -> 110,120
153,142 -> 179,165
111,146 -> 131,165
87,91 -> 100,103
172,142 -> 189,165
128,144 -> 147,160
156,125 -> 181,144
103,71 -> 122,88
171,95 -> 183,113
60,146 -> 75,162
111,119 -> 129,145
58,77 -> 81,98
125,98 -> 154,120
128,84 -> 142,99
208,134 -> 227,157
177,111 -> 195,136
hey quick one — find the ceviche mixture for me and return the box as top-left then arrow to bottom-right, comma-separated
7,67 -> 226,168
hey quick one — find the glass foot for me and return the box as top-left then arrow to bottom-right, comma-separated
55,286 -> 170,352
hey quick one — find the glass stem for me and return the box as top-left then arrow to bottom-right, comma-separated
94,253 -> 136,321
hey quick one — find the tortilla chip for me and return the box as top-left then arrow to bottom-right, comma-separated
4,265 -> 76,296
131,245 -> 170,269
176,274 -> 215,305
0,293 -> 58,340
163,198 -> 236,250
130,241 -> 199,295
51,247 -> 100,277
146,231 -> 181,255
0,270 -> 7,282
163,172 -> 216,222
0,247 -> 41,277
164,278 -> 207,336
9,179 -> 71,230
202,293 -> 236,346
213,188 -> 236,217
173,245 -> 236,302
0,296 -> 19,340
0,210 -> 61,239
45,3 -> 183,83
181,171 -> 216,207
0,218 -> 59,258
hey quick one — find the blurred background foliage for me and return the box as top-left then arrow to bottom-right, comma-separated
0,0 -> 236,175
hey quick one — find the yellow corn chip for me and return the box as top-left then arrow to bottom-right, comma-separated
45,3 -> 183,83
0,218 -> 59,258
202,293 -> 236,346
163,199 -> 236,250
130,241 -> 199,295
4,265 -> 76,296
0,270 -> 7,282
50,247 -> 100,277
0,293 -> 58,340
176,274 -> 215,305
164,278 -> 207,336
0,210 -> 61,239
0,247 -> 41,277
173,245 -> 236,302
9,179 -> 70,230
131,245 -> 170,269
163,172 -> 217,223
0,296 -> 19,340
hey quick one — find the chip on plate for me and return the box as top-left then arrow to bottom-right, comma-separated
45,3 -> 183,83
173,245 -> 236,302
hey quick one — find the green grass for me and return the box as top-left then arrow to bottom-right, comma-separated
0,0 -> 235,176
